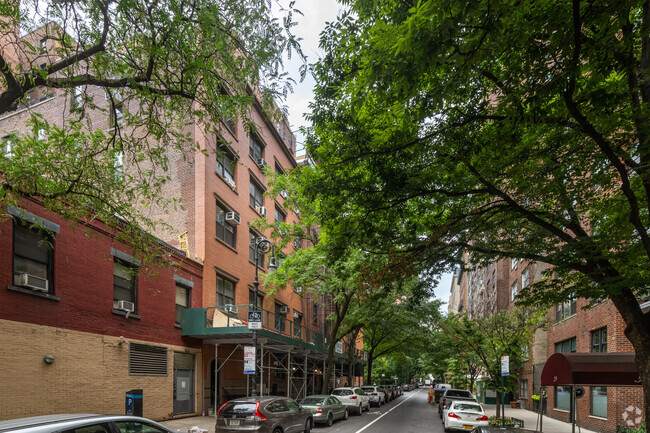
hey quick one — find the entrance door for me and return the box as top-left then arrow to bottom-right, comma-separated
174,353 -> 195,414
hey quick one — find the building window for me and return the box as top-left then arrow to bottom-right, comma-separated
216,274 -> 235,308
554,386 -> 571,411
590,387 -> 607,418
293,237 -> 301,250
522,266 -> 530,288
114,260 -> 137,310
250,180 -> 264,211
110,100 -> 124,129
511,258 -> 518,270
216,201 -> 236,248
2,135 -> 13,156
72,86 -> 84,109
275,206 -> 285,223
249,230 -> 265,267
511,281 -> 518,301
555,298 -> 577,321
249,289 -> 264,311
40,38 -> 47,52
520,379 -> 528,398
312,304 -> 318,326
216,142 -> 236,186
13,221 -> 53,294
275,162 -> 285,175
275,303 -> 286,332
249,134 -> 264,161
591,327 -> 607,352
175,284 -> 190,325
294,312 -> 302,339
555,337 -> 576,353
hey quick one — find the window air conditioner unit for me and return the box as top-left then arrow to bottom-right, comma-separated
225,304 -> 238,313
225,211 -> 240,225
294,311 -> 301,319
116,300 -> 135,312
258,206 -> 267,217
256,158 -> 267,169
279,306 -> 291,314
15,273 -> 48,292
226,177 -> 236,189
294,286 -> 303,294
280,190 -> 289,199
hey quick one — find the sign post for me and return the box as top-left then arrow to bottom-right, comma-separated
501,356 -> 509,426
244,346 -> 256,375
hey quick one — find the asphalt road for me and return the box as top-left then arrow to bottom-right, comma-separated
313,388 -> 443,433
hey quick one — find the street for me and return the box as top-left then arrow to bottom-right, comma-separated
312,389 -> 440,433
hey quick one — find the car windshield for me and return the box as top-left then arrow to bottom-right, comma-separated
454,403 -> 482,412
301,397 -> 325,405
447,390 -> 472,397
332,389 -> 352,396
219,402 -> 256,416
361,387 -> 375,392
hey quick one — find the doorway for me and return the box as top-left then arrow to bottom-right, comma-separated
174,352 -> 195,415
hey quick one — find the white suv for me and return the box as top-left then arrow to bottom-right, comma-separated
331,387 -> 370,415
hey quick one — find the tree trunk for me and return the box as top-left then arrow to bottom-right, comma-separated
366,350 -> 375,384
321,341 -> 336,394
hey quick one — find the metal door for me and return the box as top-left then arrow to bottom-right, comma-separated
174,353 -> 195,414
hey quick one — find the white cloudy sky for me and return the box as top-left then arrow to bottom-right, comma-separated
277,0 -> 453,311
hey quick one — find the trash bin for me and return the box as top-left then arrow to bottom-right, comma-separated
125,389 -> 143,416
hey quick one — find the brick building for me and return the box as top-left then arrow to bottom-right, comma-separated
0,199 -> 204,421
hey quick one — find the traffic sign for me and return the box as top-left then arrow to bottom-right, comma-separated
248,311 -> 262,329
244,346 -> 256,374
501,355 -> 509,376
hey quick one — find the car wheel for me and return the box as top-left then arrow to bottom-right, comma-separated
343,409 -> 349,420
365,402 -> 370,411
358,404 -> 363,415
326,413 -> 333,427
273,429 -> 282,433
304,419 -> 312,433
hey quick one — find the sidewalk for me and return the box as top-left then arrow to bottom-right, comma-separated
160,416 -> 215,433
481,404 -> 598,433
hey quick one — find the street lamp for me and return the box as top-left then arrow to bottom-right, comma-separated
251,238 -> 277,397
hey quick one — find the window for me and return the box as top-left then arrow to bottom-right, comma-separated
114,421 -> 169,433
216,201 -> 236,248
520,379 -> 528,398
249,289 -> 264,310
249,134 -> 264,161
591,327 -> 607,352
554,386 -> 571,411
2,135 -> 13,156
62,423 -> 112,433
216,274 -> 235,308
555,337 -> 576,353
522,266 -> 530,288
312,304 -> 318,326
175,284 -> 190,325
249,230 -> 265,267
511,281 -> 518,301
590,386 -> 607,418
274,206 -> 285,223
275,303 -> 286,332
40,38 -> 47,52
113,146 -> 124,180
72,86 -> 84,109
216,141 -> 236,185
555,298 -> 577,321
250,180 -> 264,210
129,343 -> 167,376
511,258 -> 518,270
275,162 -> 285,175
293,237 -> 301,250
110,102 -> 124,129
294,312 -> 302,338
13,220 -> 53,294
114,260 -> 138,309
36,127 -> 45,141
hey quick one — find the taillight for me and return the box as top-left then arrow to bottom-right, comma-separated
217,402 -> 228,416
476,415 -> 489,421
316,407 -> 323,414
448,412 -> 461,419
350,395 -> 357,399
371,392 -> 378,395
254,401 -> 266,421
442,398 -> 446,405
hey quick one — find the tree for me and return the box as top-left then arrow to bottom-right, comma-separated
0,0 -> 304,257
304,0 -> 650,418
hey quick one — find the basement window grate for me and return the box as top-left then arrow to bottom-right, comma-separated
129,343 -> 168,376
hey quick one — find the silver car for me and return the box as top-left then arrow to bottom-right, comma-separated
331,387 -> 370,415
299,395 -> 349,426
0,414 -> 176,433
361,385 -> 386,406
216,396 -> 313,433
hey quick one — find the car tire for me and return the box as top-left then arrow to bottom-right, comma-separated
304,418 -> 312,433
343,409 -> 349,420
273,429 -> 282,433
358,404 -> 363,415
326,413 -> 333,427
364,402 -> 370,411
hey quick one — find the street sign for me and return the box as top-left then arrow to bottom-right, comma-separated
501,355 -> 509,376
335,341 -> 343,354
248,311 -> 262,329
244,346 -> 256,374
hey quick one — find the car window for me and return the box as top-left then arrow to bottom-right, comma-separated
330,397 -> 341,405
454,403 -> 483,412
355,389 -> 365,395
287,400 -> 300,412
332,389 -> 352,396
267,399 -> 289,413
114,421 -> 169,433
62,423 -> 112,433
220,402 -> 256,416
361,387 -> 374,393
301,397 -> 325,405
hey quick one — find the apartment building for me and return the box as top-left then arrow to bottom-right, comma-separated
0,199 -> 204,421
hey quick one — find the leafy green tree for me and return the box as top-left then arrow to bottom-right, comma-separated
304,0 -> 650,416
0,0 -> 304,256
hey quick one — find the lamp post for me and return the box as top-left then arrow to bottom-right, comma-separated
251,238 -> 277,397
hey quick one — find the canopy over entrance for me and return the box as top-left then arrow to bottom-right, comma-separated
541,352 -> 641,386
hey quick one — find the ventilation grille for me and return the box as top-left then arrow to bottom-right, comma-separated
129,343 -> 168,376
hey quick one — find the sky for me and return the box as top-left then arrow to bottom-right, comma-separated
277,1 -> 453,312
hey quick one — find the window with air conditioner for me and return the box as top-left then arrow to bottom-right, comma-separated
216,274 -> 235,309
13,220 -> 53,294
114,259 -> 138,313
175,284 -> 190,326
249,134 -> 264,161
249,180 -> 264,210
216,201 -> 236,248
216,141 -> 236,187
275,207 -> 286,224
275,303 -> 287,332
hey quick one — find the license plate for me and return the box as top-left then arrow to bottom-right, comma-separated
463,425 -> 473,429
229,419 -> 241,426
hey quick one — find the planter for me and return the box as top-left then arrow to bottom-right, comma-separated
510,401 -> 519,408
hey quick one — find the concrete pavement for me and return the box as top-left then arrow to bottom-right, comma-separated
481,403 -> 598,433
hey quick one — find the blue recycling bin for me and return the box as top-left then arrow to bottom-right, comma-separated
125,389 -> 143,416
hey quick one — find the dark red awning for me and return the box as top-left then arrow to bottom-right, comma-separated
541,352 -> 641,386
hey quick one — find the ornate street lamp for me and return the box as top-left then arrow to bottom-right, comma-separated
251,238 -> 277,397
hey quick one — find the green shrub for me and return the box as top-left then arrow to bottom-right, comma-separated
488,416 -> 517,427
619,419 -> 646,433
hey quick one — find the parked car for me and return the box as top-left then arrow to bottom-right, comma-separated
379,384 -> 392,402
0,414 -> 176,433
383,384 -> 396,400
299,395 -> 348,426
442,401 -> 489,432
361,385 -> 386,406
438,389 -> 477,418
216,396 -> 313,433
433,383 -> 452,403
331,387 -> 370,415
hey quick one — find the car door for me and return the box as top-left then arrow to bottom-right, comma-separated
286,399 -> 304,432
329,397 -> 345,419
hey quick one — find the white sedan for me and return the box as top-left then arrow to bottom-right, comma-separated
442,401 -> 490,431
331,387 -> 370,415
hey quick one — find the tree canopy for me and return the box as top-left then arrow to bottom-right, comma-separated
303,0 -> 650,416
